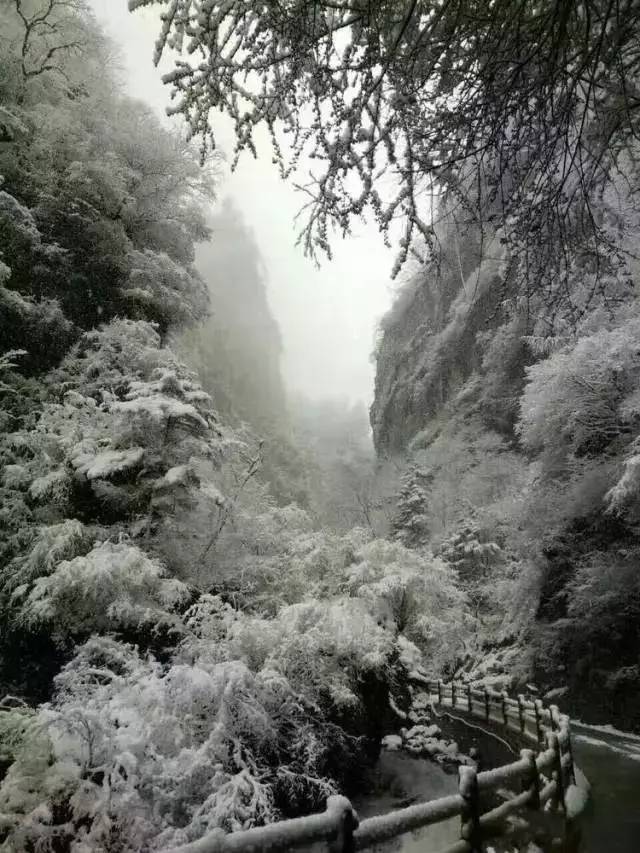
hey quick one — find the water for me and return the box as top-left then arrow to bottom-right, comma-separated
572,722 -> 640,853
353,723 -> 640,853
351,751 -> 459,853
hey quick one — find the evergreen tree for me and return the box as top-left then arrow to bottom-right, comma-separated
392,465 -> 431,548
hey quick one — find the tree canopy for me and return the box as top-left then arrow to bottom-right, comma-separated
134,0 -> 640,310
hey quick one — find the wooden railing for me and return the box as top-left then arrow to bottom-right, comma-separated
163,680 -> 587,853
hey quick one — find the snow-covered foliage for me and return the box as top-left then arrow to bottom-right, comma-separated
372,144 -> 640,723
18,541 -> 189,638
125,247 -> 209,330
0,596 -> 390,851
347,539 -> 469,672
1,319 -> 227,587
1,1 -> 587,849
518,314 -> 640,472
0,0 -> 217,342
137,0 -> 640,322
606,441 -> 640,516
182,595 -> 394,709
437,523 -> 502,580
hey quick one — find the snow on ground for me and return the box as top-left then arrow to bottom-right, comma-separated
572,732 -> 640,762
572,719 -> 640,763
572,721 -> 640,743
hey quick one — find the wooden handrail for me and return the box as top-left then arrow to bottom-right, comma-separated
162,680 -> 587,853
353,792 -> 464,849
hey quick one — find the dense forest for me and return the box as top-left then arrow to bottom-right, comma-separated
372,208 -> 640,727
1,0 -> 640,851
0,3 -> 462,849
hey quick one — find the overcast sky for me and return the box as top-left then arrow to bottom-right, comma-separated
89,1 -> 397,406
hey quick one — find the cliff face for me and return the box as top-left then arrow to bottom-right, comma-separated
177,198 -> 287,430
371,219 -> 640,731
371,228 -> 520,456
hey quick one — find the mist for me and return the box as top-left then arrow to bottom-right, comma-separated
4,5 -> 640,851
89,0 -> 394,407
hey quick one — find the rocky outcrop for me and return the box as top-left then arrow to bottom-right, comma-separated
370,230 -> 518,456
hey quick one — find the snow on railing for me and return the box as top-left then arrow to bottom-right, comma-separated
162,681 -> 587,853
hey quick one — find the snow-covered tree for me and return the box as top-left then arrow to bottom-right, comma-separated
347,539 -> 469,673
436,520 -> 505,633
137,0 -> 640,308
0,1 -> 217,340
518,314 -> 640,473
17,541 -> 190,639
437,522 -> 502,584
392,465 -> 430,548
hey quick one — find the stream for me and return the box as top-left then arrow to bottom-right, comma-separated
351,750 -> 459,852
352,722 -> 640,853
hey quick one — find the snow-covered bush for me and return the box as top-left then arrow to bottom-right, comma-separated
606,436 -> 640,520
2,521 -> 189,646
2,320 -> 228,581
180,594 -> 394,713
518,315 -> 640,471
124,247 -> 209,331
204,487 -> 370,611
1,520 -> 94,611
0,634 -> 358,851
348,539 -> 470,672
16,541 -> 189,639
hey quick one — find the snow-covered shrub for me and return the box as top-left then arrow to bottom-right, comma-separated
0,701 -> 38,766
606,435 -> 640,520
0,189 -> 42,249
437,522 -> 502,580
2,523 -> 188,643
348,539 -> 470,672
0,635 -> 354,851
17,541 -> 189,639
2,520 -> 94,608
124,247 -> 209,331
265,599 -> 394,710
0,708 -> 56,850
519,314 -> 640,471
181,595 -> 394,713
205,487 -> 370,611
2,320 -> 228,582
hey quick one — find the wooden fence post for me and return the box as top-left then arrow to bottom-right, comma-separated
534,699 -> 543,745
565,724 -> 577,784
520,748 -> 540,810
467,683 -> 473,713
547,732 -> 566,814
549,704 -> 559,731
484,688 -> 490,721
438,679 -> 443,705
517,694 -> 525,734
458,765 -> 482,853
501,691 -> 509,727
452,681 -> 457,709
327,795 -> 358,853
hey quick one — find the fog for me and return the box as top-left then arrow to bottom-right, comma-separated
89,0 -> 395,406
